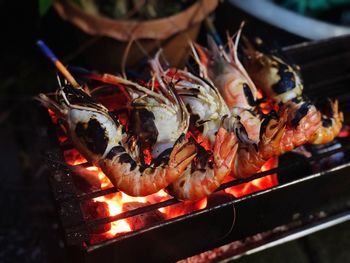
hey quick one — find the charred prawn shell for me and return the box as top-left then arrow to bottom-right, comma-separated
148,51 -> 239,200
308,99 -> 344,144
192,29 -> 262,145
39,83 -> 123,164
241,36 -> 343,148
39,79 -> 197,197
241,37 -> 303,104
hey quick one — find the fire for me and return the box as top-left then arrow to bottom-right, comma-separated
51,103 -> 278,244
338,125 -> 350,138
64,149 -> 87,165
71,160 -> 209,241
191,132 -> 212,151
48,109 -> 58,124
79,155 -> 276,242
63,144 -> 277,243
94,193 -> 132,235
256,89 -> 263,100
259,99 -> 279,115
78,163 -> 206,240
225,157 -> 279,198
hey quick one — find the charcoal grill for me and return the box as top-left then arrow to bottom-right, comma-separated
47,35 -> 350,263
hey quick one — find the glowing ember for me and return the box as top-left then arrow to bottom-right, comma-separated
64,149 -> 87,165
64,147 -> 277,241
48,109 -> 58,124
90,175 -> 207,237
259,99 -> 279,115
256,89 -> 263,100
52,98 -> 278,243
94,193 -> 132,235
161,198 -> 207,219
338,125 -> 350,138
71,160 -> 209,239
225,157 -> 279,198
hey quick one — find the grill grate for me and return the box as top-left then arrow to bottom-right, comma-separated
70,142 -> 350,228
47,35 -> 350,262
53,141 -> 350,239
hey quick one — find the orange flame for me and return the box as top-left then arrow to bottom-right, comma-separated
225,157 -> 279,198
74,163 -> 205,240
68,158 -> 210,241
64,148 -> 278,243
338,125 -> 350,138
51,96 -> 278,244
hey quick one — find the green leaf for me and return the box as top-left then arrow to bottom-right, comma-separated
39,0 -> 53,16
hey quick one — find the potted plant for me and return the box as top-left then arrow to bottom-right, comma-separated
39,0 -> 218,72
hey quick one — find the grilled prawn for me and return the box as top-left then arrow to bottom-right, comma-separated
39,80 -> 196,197
193,28 -> 261,146
167,128 -> 238,200
94,74 -> 191,159
309,99 -> 344,144
241,37 -> 343,147
148,53 -> 239,200
232,110 -> 287,178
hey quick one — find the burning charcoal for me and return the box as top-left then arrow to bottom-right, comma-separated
122,202 -> 165,230
338,125 -> 350,138
63,148 -> 87,165
92,85 -> 129,112
162,199 -> 207,219
82,200 -> 111,234
70,166 -> 102,194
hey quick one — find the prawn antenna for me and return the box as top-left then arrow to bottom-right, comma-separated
36,40 -> 80,88
204,17 -> 224,47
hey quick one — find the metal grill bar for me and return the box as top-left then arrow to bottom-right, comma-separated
86,198 -> 179,230
49,33 -> 350,262
61,141 -> 350,234
78,187 -> 118,201
74,141 -> 350,203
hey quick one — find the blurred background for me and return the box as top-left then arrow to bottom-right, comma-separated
1,0 -> 350,262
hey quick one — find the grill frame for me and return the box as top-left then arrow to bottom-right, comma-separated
48,35 -> 350,263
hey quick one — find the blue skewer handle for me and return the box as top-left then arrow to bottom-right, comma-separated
36,40 -> 58,63
36,39 -> 80,88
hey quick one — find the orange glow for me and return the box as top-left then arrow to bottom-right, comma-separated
91,186 -> 169,237
89,177 -> 207,238
48,109 -> 58,124
64,149 -> 87,165
143,148 -> 152,166
259,99 -> 279,115
71,161 -> 209,240
63,144 -> 277,243
57,135 -> 67,144
225,157 -> 279,198
161,198 -> 208,219
51,101 -> 277,244
338,125 -> 350,138
195,132 -> 212,151
256,89 -> 263,100
94,193 -> 132,235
